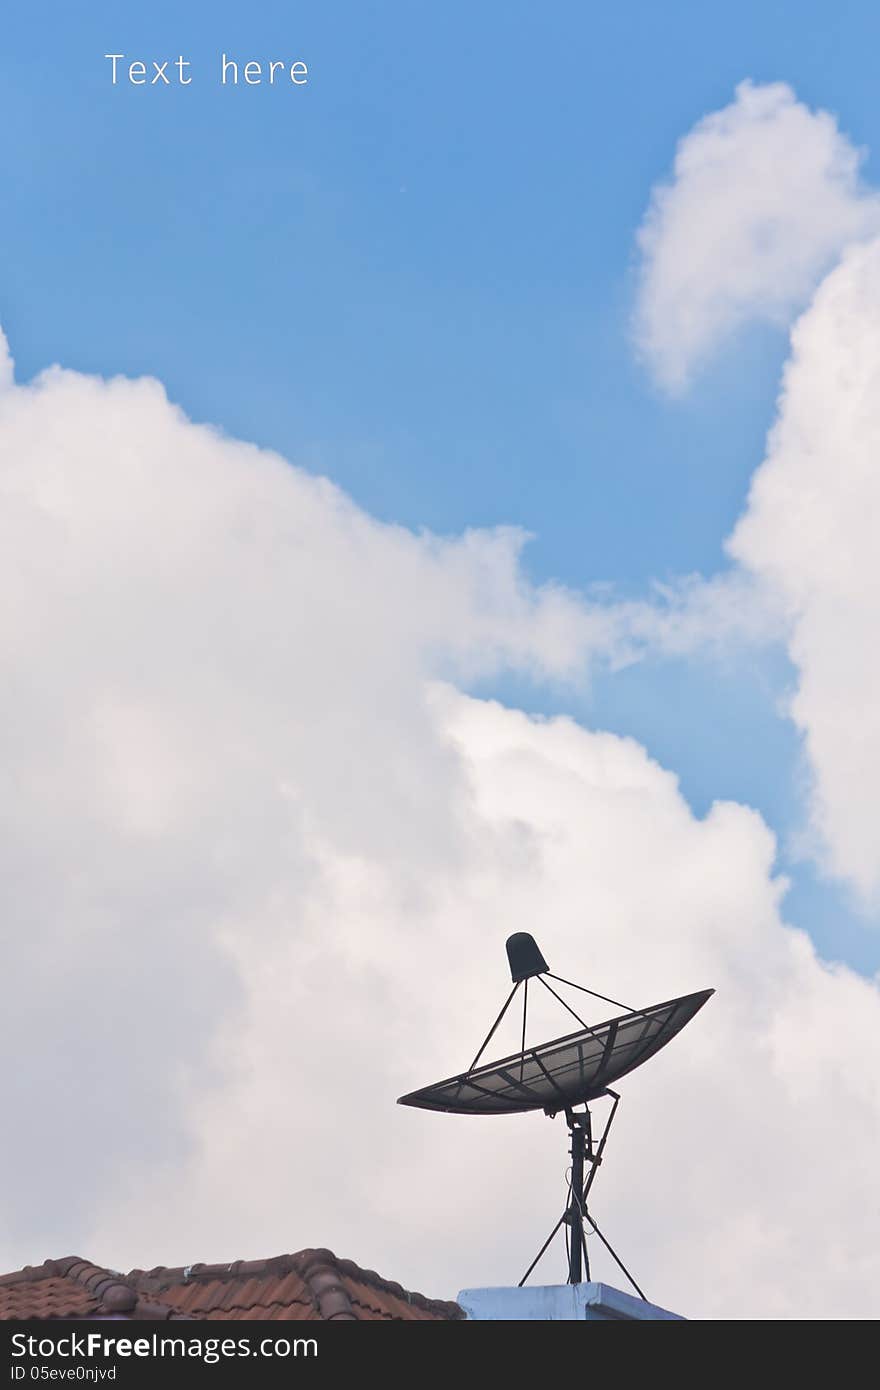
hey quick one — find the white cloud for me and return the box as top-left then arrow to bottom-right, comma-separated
635,81 -> 880,391
1,343 -> 879,1318
633,81 -> 880,913
0,327 -> 14,392
730,236 -> 880,905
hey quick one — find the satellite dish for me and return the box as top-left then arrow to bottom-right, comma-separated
398,933 -> 713,1295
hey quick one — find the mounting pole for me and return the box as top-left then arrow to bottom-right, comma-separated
566,1111 -> 589,1284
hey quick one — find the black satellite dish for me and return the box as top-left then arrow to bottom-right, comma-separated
398,933 -> 713,1296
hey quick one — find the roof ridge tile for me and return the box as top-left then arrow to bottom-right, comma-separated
37,1256 -> 178,1320
335,1253 -> 464,1320
293,1250 -> 357,1321
0,1260 -> 64,1289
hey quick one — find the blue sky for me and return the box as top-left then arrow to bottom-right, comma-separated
3,1 -> 879,971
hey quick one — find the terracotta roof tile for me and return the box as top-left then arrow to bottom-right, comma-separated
1,1251 -> 464,1322
0,1274 -> 96,1321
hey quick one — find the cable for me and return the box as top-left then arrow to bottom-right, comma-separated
545,971 -> 635,1013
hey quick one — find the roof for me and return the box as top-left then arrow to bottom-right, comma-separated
0,1250 -> 464,1321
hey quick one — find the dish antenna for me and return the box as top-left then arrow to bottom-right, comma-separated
398,933 -> 713,1296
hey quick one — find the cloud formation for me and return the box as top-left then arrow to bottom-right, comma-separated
1,335 -> 879,1317
635,81 -> 880,391
635,83 -> 880,914
730,237 -> 880,904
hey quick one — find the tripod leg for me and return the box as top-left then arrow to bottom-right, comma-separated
583,1212 -> 647,1301
518,1212 -> 566,1287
